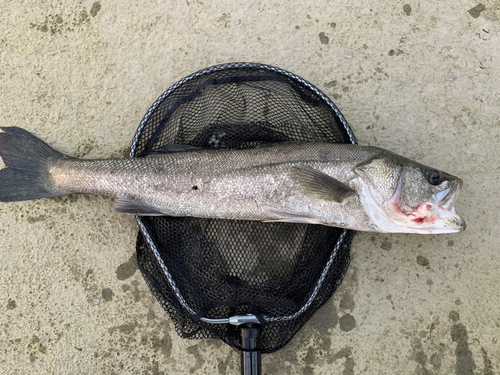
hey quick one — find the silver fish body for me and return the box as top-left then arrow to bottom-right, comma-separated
0,127 -> 465,234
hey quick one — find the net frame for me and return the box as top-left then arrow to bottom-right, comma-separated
130,62 -> 357,353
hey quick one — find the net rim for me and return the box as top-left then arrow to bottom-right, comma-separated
129,62 -> 357,324
130,62 -> 357,158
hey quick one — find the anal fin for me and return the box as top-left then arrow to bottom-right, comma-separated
113,197 -> 164,216
263,206 -> 324,225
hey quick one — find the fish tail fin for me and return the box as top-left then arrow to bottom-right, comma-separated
0,127 -> 67,202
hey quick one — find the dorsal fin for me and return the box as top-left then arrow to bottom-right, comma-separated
147,144 -> 203,156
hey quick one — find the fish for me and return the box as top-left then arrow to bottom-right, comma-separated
0,127 -> 465,234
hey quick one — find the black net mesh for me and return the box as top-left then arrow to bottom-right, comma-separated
130,63 -> 357,354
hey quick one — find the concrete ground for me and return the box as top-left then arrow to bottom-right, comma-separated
1,0 -> 499,374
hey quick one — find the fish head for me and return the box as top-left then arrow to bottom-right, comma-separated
354,154 -> 465,234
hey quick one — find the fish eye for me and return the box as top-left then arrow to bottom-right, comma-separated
425,169 -> 442,185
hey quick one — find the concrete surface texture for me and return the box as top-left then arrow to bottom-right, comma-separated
1,0 -> 499,374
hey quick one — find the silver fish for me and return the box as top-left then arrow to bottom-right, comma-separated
0,127 -> 465,234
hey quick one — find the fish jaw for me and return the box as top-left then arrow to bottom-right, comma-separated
384,200 -> 466,234
357,176 -> 466,234
433,178 -> 461,211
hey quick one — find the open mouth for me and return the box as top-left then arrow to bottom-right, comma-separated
429,178 -> 466,232
433,179 -> 462,211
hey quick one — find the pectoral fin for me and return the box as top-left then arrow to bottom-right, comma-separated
290,166 -> 355,203
113,198 -> 164,216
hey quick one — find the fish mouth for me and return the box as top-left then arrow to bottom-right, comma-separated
433,178 -> 462,211
449,213 -> 466,232
430,178 -> 465,232
424,206 -> 466,233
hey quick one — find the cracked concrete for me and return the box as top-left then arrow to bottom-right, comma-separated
1,0 -> 499,374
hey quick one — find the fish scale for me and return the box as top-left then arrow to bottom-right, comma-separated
49,143 -> 372,222
0,127 -> 465,233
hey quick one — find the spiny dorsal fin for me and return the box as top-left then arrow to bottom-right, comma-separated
147,144 -> 203,156
290,166 -> 355,203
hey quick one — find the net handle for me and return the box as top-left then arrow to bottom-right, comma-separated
240,324 -> 262,375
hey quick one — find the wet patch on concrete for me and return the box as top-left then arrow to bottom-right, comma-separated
307,304 -> 339,352
388,49 -> 404,56
65,260 -> 96,290
480,347 -> 494,375
109,145 -> 133,158
324,66 -> 383,100
108,322 -> 139,335
449,310 -> 460,323
116,254 -> 138,280
143,329 -> 172,356
186,344 -> 204,373
319,32 -> 329,45
403,4 -> 412,16
146,308 -> 157,321
416,255 -> 430,267
339,290 -> 355,311
325,80 -> 337,88
302,365 -> 314,375
102,317 -> 173,372
309,304 -> 339,333
130,280 -> 142,302
213,13 -> 231,28
339,314 -> 356,332
264,302 -> 342,373
21,201 -> 69,229
430,350 -> 443,370
328,347 -> 355,375
30,3 -> 102,35
450,313 -> 476,375
335,266 -> 358,333
380,237 -> 393,251
7,298 -> 17,310
101,288 -> 114,302
90,2 -> 102,17
120,281 -> 142,302
428,321 -> 437,337
410,337 -> 431,374
122,284 -> 131,292
405,316 -> 452,374
52,194 -> 79,204
415,352 -> 429,372
386,294 -> 396,310
304,346 -> 315,365
26,214 -> 47,224
468,4 -> 486,18
217,352 -> 235,374
27,334 -> 47,363
74,140 -> 95,158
